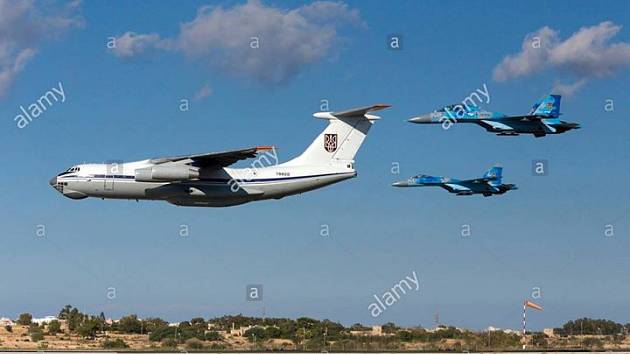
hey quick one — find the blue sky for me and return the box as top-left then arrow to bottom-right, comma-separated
1,0 -> 629,330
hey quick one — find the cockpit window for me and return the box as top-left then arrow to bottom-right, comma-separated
61,166 -> 81,175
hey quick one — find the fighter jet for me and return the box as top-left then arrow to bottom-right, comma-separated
392,165 -> 517,197
408,94 -> 579,137
49,104 -> 389,207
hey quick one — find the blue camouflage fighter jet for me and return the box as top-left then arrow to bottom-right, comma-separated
392,165 -> 517,197
408,94 -> 580,137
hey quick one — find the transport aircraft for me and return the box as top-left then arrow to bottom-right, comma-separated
49,105 -> 389,207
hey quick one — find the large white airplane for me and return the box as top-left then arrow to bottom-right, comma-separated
49,104 -> 389,207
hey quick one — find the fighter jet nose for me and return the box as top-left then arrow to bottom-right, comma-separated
392,181 -> 408,187
408,114 -> 432,124
49,176 -> 57,187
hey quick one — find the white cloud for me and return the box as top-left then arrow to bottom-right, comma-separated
493,22 -> 630,84
0,48 -> 36,97
108,32 -> 171,58
492,26 -> 557,81
194,84 -> 212,101
109,0 -> 363,84
0,0 -> 83,97
552,79 -> 587,97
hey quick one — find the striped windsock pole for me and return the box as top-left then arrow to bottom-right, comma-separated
522,300 -> 527,335
522,300 -> 543,339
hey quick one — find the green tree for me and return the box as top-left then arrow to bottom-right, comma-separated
190,317 -> 206,326
265,326 -> 282,339
47,320 -> 62,335
161,338 -> 178,348
382,322 -> 399,333
58,305 -> 73,319
244,326 -> 267,342
102,338 -> 129,349
397,330 -> 413,342
531,332 -> 548,348
561,318 -> 623,335
350,323 -> 370,331
143,317 -> 168,333
149,326 -> 177,342
205,331 -> 222,341
118,314 -> 142,333
29,325 -> 44,342
77,318 -> 99,339
17,313 -> 33,325
185,338 -> 204,350
58,306 -> 84,331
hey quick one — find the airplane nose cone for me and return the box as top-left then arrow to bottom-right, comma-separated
408,114 -> 432,124
49,176 -> 57,187
392,180 -> 409,187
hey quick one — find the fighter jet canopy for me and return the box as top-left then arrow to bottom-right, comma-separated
437,104 -> 460,112
437,104 -> 480,112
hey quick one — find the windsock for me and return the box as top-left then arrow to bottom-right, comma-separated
524,300 -> 543,311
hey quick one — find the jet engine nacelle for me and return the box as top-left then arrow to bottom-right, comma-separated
135,166 -> 199,182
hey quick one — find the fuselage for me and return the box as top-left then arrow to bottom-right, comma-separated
392,175 -> 517,196
408,95 -> 579,137
50,161 -> 356,207
49,103 -> 389,207
409,112 -> 579,136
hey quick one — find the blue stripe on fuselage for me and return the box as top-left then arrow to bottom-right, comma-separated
58,172 -> 354,184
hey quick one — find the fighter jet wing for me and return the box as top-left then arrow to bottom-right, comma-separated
478,120 -> 516,132
494,115 -> 551,122
441,183 -> 472,193
150,146 -> 275,168
460,177 -> 496,184
458,180 -> 497,193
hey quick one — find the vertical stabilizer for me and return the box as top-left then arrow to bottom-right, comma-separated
530,94 -> 561,117
283,104 -> 390,166
483,165 -> 503,186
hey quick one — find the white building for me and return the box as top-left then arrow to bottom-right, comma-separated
33,316 -> 58,325
486,326 -> 521,335
0,317 -> 15,326
230,323 -> 254,336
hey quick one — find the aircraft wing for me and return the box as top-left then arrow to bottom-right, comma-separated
493,115 -> 550,122
478,120 -> 515,132
461,177 -> 496,184
150,146 -> 274,168
441,183 -> 472,193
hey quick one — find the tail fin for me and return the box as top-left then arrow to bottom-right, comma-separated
283,104 -> 390,166
483,165 -> 503,186
530,94 -> 561,117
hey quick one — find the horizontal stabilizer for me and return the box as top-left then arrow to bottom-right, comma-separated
314,104 -> 391,120
333,104 -> 391,117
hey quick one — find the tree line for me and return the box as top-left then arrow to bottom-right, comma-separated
7,307 -> 630,350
